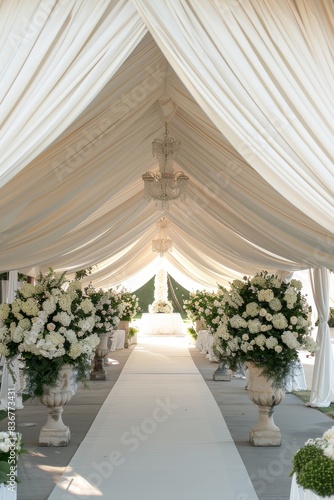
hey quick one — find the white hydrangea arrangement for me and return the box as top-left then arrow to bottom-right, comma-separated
213,271 -> 318,388
291,426 -> 334,497
0,269 -> 100,397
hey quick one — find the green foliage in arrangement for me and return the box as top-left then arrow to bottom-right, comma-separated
187,326 -> 197,341
128,327 -> 138,338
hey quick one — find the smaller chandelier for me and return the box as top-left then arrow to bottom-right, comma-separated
152,237 -> 173,257
142,122 -> 189,210
152,217 -> 173,257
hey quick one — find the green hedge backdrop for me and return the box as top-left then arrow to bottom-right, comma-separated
133,274 -> 190,319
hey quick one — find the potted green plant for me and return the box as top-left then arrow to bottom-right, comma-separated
290,425 -> 334,497
0,431 -> 24,495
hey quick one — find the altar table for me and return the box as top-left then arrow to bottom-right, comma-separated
140,313 -> 185,335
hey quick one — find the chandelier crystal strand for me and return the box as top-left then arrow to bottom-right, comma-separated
152,238 -> 173,257
142,122 -> 189,211
152,217 -> 173,257
152,122 -> 180,174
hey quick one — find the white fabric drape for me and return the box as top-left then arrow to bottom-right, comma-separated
133,0 -> 334,232
0,1 -> 334,292
0,0 -> 147,186
0,271 -> 23,411
308,267 -> 334,407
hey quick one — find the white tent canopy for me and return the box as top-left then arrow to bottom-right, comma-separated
1,0 -> 334,291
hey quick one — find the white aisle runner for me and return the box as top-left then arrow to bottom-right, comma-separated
48,336 -> 258,500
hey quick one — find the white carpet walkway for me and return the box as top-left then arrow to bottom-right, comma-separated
48,336 -> 259,500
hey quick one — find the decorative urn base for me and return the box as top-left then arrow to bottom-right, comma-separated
90,333 -> 109,381
39,364 -> 73,446
245,361 -> 285,446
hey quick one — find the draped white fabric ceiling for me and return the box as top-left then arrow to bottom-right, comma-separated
1,0 -> 334,291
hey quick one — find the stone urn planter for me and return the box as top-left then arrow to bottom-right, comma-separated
90,333 -> 109,381
39,364 -> 74,446
245,361 -> 285,446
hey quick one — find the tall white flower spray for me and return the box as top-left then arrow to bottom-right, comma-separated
154,268 -> 168,302
149,267 -> 173,313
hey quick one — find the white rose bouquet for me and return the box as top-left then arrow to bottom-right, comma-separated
149,300 -> 173,313
0,431 -> 23,486
116,288 -> 141,321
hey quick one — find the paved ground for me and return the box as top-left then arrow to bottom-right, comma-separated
0,347 -> 133,500
0,336 -> 332,500
189,345 -> 332,500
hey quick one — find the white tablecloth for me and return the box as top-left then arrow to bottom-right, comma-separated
195,330 -> 218,361
196,330 -> 210,353
109,330 -> 125,351
290,473 -> 334,500
140,313 -> 185,335
285,358 -> 307,393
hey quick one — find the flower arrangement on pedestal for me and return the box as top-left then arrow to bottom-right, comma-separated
291,426 -> 334,497
84,285 -> 125,379
183,289 -> 225,332
183,290 -> 213,322
197,291 -> 226,334
0,269 -> 100,397
85,286 -> 125,334
0,431 -> 23,487
115,288 -> 140,322
149,300 -> 174,313
213,271 -> 318,389
149,268 -> 173,313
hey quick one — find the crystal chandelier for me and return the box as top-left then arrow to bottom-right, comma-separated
142,122 -> 189,210
152,217 -> 173,257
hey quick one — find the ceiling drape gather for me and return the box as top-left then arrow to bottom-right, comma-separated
0,0 -> 333,292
